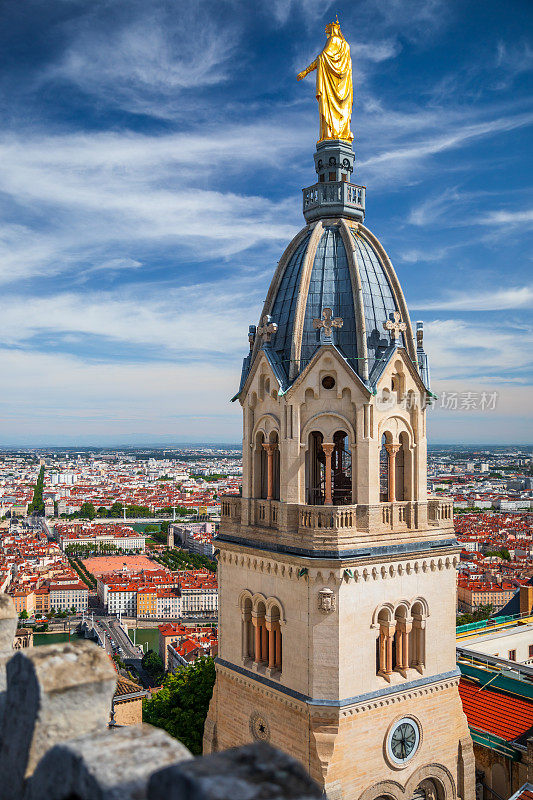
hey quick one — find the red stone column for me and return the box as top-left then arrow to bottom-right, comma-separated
262,443 -> 277,500
252,617 -> 261,663
395,626 -> 403,669
385,444 -> 400,503
266,623 -> 275,668
275,627 -> 282,669
381,623 -> 396,675
401,621 -> 412,670
322,443 -> 335,505
261,623 -> 268,663
379,630 -> 387,673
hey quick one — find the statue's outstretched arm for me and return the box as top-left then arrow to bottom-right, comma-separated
297,57 -> 318,81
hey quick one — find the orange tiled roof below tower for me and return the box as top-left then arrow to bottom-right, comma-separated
458,677 -> 533,743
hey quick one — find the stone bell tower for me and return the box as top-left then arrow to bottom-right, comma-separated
204,63 -> 474,800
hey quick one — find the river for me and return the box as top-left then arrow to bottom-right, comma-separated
33,631 -> 84,646
128,627 -> 159,653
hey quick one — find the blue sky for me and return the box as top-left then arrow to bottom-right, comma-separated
0,0 -> 531,446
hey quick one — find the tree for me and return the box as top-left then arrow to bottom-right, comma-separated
457,604 -> 494,627
109,502 -> 122,518
142,657 -> 215,755
19,610 -> 28,620
486,545 -> 513,562
141,649 -> 165,684
80,502 -> 96,520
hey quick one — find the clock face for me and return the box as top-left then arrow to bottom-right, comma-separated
387,718 -> 420,765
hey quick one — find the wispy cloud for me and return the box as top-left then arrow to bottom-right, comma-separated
359,112 -> 533,184
0,282 -> 261,359
0,124 -> 306,283
271,0 -> 334,26
494,41 -> 533,90
423,318 -> 533,382
476,209 -> 533,227
412,286 -> 533,311
42,1 -> 240,118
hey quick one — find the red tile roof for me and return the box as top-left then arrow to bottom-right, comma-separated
515,790 -> 533,800
459,677 -> 533,742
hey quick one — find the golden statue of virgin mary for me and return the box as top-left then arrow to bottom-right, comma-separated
297,18 -> 353,143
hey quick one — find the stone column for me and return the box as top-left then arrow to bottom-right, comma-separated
252,616 -> 261,663
401,621 -> 412,670
262,443 -> 277,501
380,623 -> 396,675
322,443 -> 335,505
261,623 -> 268,663
266,622 -> 275,669
395,626 -> 403,669
275,627 -> 282,669
386,629 -> 395,674
417,619 -> 426,667
241,609 -> 251,659
385,444 -> 400,503
396,619 -> 412,672
379,630 -> 387,674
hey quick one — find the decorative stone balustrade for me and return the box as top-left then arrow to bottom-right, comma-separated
302,180 -> 365,222
219,496 -> 455,554
428,499 -> 453,523
0,594 -> 320,800
220,495 -> 241,521
254,499 -> 280,528
299,505 -> 356,532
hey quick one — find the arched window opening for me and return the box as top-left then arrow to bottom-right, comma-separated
258,431 -> 279,501
395,445 -> 405,501
377,608 -> 395,677
411,601 -> 426,671
253,601 -> 267,664
268,432 -> 280,501
394,606 -> 411,676
399,432 -> 411,500
241,597 -> 253,661
267,604 -> 282,672
416,779 -> 441,800
307,431 -> 325,505
332,430 -> 352,504
254,433 -> 268,499
379,435 -> 389,502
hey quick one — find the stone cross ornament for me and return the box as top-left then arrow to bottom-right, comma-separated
257,315 -> 278,344
383,310 -> 407,343
313,307 -> 343,338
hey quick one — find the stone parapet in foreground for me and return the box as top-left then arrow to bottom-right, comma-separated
0,594 -> 321,800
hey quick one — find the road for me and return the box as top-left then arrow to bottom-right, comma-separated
97,617 -> 143,660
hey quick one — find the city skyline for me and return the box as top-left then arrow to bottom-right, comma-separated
1,0 -> 531,445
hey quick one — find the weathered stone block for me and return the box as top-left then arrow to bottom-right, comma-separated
0,639 -> 116,800
0,594 -> 18,722
148,741 -> 322,800
25,724 -> 192,800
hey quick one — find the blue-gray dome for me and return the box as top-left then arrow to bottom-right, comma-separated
235,137 -> 431,399
243,220 -> 418,392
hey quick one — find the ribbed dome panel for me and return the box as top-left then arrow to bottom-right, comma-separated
352,232 -> 403,374
270,230 -> 311,379
300,226 -> 358,371
242,220 -> 420,395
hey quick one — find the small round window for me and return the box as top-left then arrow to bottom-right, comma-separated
322,376 -> 335,390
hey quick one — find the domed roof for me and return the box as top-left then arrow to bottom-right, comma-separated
236,138 -> 430,398
241,219 -> 423,393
